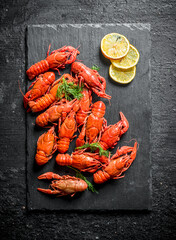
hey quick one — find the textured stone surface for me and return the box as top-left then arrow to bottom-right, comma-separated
27,24 -> 151,211
0,0 -> 176,239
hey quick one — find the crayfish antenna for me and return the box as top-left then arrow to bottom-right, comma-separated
18,79 -> 29,108
47,43 -> 51,57
123,138 -> 138,146
75,58 -> 80,61
76,45 -> 81,51
18,79 -> 25,98
75,45 -> 81,61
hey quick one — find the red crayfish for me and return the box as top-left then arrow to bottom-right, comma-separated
28,74 -> 76,112
76,87 -> 92,126
76,101 -> 106,147
35,99 -> 78,127
93,141 -> 138,184
23,72 -> 55,108
57,111 -> 77,153
35,126 -> 57,165
37,172 -> 88,197
56,150 -> 109,173
71,62 -> 111,99
99,112 -> 129,150
27,45 -> 80,80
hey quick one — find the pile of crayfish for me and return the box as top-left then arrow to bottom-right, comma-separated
22,45 -> 138,197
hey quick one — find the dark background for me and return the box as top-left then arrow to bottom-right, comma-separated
0,0 -> 175,239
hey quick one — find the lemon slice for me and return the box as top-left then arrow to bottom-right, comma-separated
109,64 -> 136,84
101,33 -> 130,59
111,44 -> 140,69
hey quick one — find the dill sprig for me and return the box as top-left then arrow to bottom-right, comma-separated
67,166 -> 98,194
56,77 -> 83,101
91,65 -> 100,71
76,142 -> 110,158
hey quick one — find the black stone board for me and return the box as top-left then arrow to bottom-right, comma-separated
26,24 -> 151,211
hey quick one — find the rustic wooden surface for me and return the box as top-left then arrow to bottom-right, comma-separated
27,24 -> 151,210
0,0 -> 176,239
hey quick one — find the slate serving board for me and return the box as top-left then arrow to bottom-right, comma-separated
26,23 -> 151,211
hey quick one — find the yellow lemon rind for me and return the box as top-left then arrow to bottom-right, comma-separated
110,44 -> 140,69
101,33 -> 130,60
109,64 -> 136,84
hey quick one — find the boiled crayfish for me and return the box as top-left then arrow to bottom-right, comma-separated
99,112 -> 129,150
37,172 -> 88,197
28,74 -> 76,112
35,99 -> 78,127
76,101 -> 106,147
27,46 -> 80,80
56,150 -> 109,173
93,141 -> 138,184
76,87 -> 92,126
71,62 -> 111,99
57,111 -> 77,153
22,44 -> 140,198
23,72 -> 55,108
35,126 -> 57,165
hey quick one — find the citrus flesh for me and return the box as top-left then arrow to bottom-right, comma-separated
111,44 -> 140,69
109,64 -> 136,84
101,33 -> 130,59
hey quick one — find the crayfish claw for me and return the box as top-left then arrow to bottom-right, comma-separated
119,112 -> 129,135
38,172 -> 61,180
37,188 -> 60,195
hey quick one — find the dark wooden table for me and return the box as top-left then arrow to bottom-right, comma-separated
0,1 -> 176,239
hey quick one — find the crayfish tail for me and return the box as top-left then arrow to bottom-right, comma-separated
26,60 -> 49,80
36,112 -> 49,127
35,151 -> 49,166
93,170 -> 110,184
56,153 -> 72,166
57,138 -> 70,153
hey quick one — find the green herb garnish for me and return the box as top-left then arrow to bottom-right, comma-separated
56,77 -> 83,101
76,142 -> 110,158
91,65 -> 100,71
67,166 -> 98,193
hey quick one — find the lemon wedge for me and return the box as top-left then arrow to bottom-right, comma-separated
101,33 -> 130,59
111,44 -> 140,69
109,64 -> 136,84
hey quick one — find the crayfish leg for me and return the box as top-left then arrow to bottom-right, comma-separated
112,174 -> 125,180
92,87 -> 111,100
